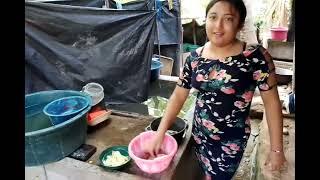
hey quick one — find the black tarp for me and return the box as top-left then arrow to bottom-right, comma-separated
108,0 -> 181,45
32,0 -> 182,75
108,0 -> 154,11
107,0 -> 183,75
41,0 -> 181,45
25,1 -> 157,103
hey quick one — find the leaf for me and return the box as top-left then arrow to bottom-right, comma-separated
213,112 -> 219,117
230,79 -> 239,82
215,102 -> 222,105
225,115 -> 230,119
240,68 -> 247,72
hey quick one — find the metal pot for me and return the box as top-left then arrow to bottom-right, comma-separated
145,117 -> 188,145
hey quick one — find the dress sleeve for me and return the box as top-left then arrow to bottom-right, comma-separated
251,46 -> 277,91
176,52 -> 195,89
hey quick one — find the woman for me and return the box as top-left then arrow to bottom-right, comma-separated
145,0 -> 287,179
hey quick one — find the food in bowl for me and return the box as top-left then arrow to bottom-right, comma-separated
99,146 -> 131,170
102,150 -> 130,167
141,152 -> 167,160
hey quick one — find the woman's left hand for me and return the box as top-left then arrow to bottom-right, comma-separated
264,150 -> 287,171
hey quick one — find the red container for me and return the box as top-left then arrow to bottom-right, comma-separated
270,27 -> 288,41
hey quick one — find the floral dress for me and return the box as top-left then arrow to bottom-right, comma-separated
177,44 -> 275,180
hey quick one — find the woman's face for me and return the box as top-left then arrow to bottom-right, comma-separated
205,1 -> 242,47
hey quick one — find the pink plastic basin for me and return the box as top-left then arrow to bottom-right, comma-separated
128,131 -> 178,174
270,27 -> 288,41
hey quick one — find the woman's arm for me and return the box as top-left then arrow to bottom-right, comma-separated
255,45 -> 287,171
145,86 -> 190,157
260,87 -> 287,171
260,87 -> 283,152
157,86 -> 190,135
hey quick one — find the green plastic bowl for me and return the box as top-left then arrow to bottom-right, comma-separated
99,146 -> 131,170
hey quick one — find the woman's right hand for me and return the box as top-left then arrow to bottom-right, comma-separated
143,131 -> 165,158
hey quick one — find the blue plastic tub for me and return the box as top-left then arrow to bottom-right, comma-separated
25,90 -> 91,166
151,58 -> 163,82
43,96 -> 89,125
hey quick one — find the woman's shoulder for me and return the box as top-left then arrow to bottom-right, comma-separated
187,46 -> 204,59
184,47 -> 203,64
195,46 -> 203,56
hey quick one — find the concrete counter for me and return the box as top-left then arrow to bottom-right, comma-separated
26,80 -> 196,180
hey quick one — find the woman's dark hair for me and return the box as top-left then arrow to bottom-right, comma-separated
206,0 -> 247,27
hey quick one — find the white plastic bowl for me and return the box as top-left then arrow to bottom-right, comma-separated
81,82 -> 104,106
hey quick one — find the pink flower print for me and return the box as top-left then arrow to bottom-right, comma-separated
197,99 -> 204,107
259,83 -> 270,90
191,61 -> 198,70
196,74 -> 205,82
208,69 -> 218,79
253,70 -> 262,80
202,119 -> 215,130
243,50 -> 252,57
205,175 -> 212,180
221,86 -> 235,94
193,135 -> 202,144
234,101 -> 246,109
200,154 -> 211,167
216,70 -> 226,80
245,127 -> 251,134
229,143 -> 240,151
210,135 -> 220,140
242,91 -> 254,102
222,146 -> 232,154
